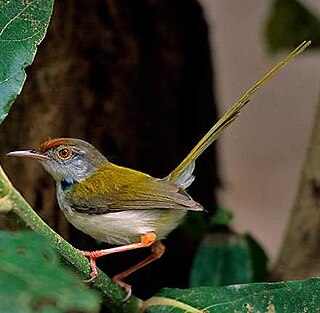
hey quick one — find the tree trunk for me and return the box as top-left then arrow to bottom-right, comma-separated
272,99 -> 320,280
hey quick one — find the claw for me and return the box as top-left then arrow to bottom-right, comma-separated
83,272 -> 98,283
79,248 -> 131,300
113,275 -> 132,301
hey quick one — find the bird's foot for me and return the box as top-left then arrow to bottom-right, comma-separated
79,249 -> 131,300
79,250 -> 99,282
77,235 -> 158,299
113,274 -> 132,301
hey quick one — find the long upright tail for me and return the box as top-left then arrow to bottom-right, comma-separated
168,40 -> 311,187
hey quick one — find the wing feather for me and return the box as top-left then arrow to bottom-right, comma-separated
67,163 -> 203,214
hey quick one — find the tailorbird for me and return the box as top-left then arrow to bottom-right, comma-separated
7,41 -> 310,297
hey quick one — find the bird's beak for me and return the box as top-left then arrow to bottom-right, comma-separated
7,150 -> 51,161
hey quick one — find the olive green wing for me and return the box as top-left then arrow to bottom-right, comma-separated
67,163 -> 203,214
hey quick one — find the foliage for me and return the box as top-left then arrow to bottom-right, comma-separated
0,230 -> 100,313
209,206 -> 234,226
265,0 -> 320,52
190,233 -> 268,288
0,0 -> 53,123
143,278 -> 320,313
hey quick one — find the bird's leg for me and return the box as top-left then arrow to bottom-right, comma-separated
110,241 -> 165,301
113,241 -> 165,292
80,232 -> 157,283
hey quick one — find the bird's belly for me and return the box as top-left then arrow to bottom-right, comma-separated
62,208 -> 186,245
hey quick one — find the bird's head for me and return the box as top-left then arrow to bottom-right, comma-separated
7,138 -> 107,182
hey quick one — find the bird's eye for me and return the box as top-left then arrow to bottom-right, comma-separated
56,146 -> 72,160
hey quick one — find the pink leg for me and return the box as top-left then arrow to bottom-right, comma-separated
80,232 -> 157,281
113,241 -> 165,298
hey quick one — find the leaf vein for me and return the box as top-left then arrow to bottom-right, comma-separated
0,1 -> 33,38
0,26 -> 45,42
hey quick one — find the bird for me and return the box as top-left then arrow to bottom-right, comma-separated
7,41 -> 309,298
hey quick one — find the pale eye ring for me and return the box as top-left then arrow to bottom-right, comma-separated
56,146 -> 72,160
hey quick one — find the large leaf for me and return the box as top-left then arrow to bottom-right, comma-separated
143,278 -> 320,313
189,233 -> 268,287
0,230 -> 100,313
0,0 -> 54,124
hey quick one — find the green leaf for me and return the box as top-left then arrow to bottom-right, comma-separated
143,277 -> 320,312
245,233 -> 268,282
181,211 -> 209,240
189,232 -> 268,287
265,0 -> 320,52
210,206 -> 233,226
0,230 -> 100,313
0,0 -> 54,124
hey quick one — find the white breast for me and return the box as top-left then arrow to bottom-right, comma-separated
63,208 -> 186,245
56,183 -> 187,245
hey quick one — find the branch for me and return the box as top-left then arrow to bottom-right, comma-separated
0,165 -> 142,313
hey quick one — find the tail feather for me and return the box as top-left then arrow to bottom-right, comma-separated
168,41 -> 311,185
173,161 -> 195,189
